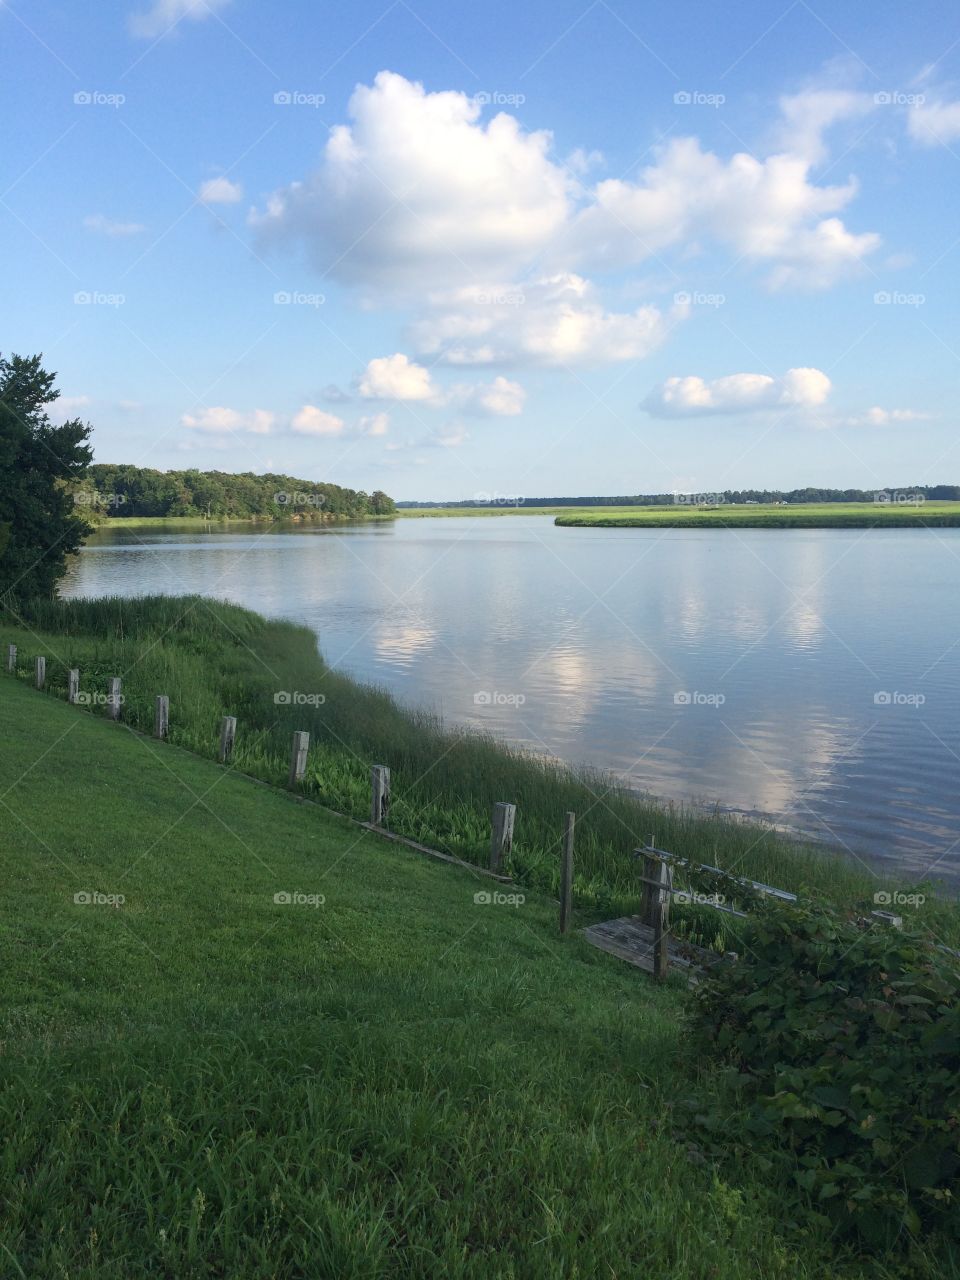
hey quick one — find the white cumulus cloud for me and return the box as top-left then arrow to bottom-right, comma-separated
643,367 -> 832,418
181,406 -> 275,434
291,406 -> 345,436
411,274 -> 674,368
358,353 -> 436,401
358,412 -> 390,437
199,176 -> 243,205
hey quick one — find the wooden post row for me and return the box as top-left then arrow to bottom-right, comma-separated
559,811 -> 575,934
219,715 -> 237,763
67,669 -> 79,704
34,656 -> 45,690
490,801 -> 516,872
7,644 -> 16,673
107,677 -> 122,721
289,731 -> 309,785
371,765 -> 390,827
154,695 -> 169,740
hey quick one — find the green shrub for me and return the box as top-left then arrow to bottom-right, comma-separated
690,900 -> 960,1246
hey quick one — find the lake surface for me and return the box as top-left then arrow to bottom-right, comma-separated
62,516 -> 960,887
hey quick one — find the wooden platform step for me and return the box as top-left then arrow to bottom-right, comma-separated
582,915 -> 718,980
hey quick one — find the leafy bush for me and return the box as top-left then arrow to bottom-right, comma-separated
691,900 -> 960,1246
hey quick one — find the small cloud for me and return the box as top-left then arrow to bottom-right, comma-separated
643,367 -> 831,418
198,176 -> 243,205
837,406 -> 931,428
908,97 -> 960,145
83,214 -> 145,237
358,353 -> 436,401
58,395 -> 92,416
291,405 -> 344,436
181,406 -> 274,434
129,0 -> 233,40
117,399 -> 142,412
358,412 -> 389,437
320,384 -> 352,404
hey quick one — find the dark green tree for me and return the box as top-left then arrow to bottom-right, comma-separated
0,354 -> 93,599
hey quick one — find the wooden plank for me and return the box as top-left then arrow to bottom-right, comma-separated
370,764 -> 390,827
154,695 -> 169,740
490,801 -> 516,872
635,845 -> 797,903
7,644 -> 16,673
559,811 -> 574,934
288,731 -> 309,785
218,715 -> 237,764
67,669 -> 79,704
34,656 -> 45,690
653,860 -> 672,981
107,677 -> 122,721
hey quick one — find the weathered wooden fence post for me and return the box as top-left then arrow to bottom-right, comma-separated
154,695 -> 169,740
371,765 -> 390,827
652,858 -> 673,982
67,669 -> 79,704
7,644 -> 16,673
219,715 -> 237,763
559,811 -> 575,934
107,677 -> 122,721
490,801 -> 516,872
288,731 -> 309,785
34,656 -> 45,690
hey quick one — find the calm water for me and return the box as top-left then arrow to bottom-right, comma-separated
62,516 -> 960,886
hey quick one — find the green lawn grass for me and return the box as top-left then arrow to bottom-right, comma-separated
1,677 -> 953,1278
554,502 -> 960,529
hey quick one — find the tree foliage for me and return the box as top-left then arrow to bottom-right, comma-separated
82,464 -> 395,521
0,353 -> 92,600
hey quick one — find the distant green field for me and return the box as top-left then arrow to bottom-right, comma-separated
555,502 -> 960,529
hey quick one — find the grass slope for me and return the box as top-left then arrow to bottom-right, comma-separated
554,502 -> 960,529
0,678 -> 878,1278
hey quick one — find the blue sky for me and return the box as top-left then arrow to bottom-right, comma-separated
3,0 -> 960,499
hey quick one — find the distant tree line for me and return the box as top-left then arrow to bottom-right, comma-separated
83,465 -> 396,520
399,486 -> 960,509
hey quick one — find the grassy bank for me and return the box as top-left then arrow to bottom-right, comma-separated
555,502 -> 960,529
4,596 -> 954,952
97,513 -> 396,530
0,668 -> 953,1277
